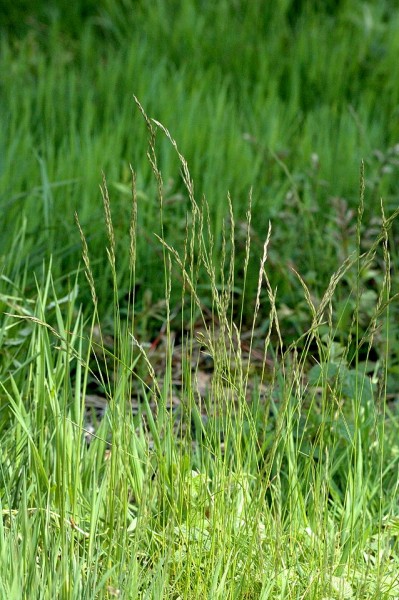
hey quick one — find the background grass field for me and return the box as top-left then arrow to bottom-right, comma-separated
1,1 -> 399,598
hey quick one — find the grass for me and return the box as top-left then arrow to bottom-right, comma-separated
2,1 -> 399,597
2,111 -> 399,598
2,0 -> 399,324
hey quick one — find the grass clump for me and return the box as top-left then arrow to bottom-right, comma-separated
1,108 -> 399,598
2,2 -> 399,595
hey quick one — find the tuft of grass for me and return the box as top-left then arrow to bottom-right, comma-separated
1,110 -> 399,598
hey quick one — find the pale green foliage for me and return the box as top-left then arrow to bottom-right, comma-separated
1,113 -> 399,598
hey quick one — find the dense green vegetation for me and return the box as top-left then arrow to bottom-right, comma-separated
1,1 -> 399,597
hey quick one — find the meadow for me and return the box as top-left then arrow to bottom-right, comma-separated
1,1 -> 399,597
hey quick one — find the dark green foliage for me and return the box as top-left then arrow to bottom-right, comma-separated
2,0 -> 399,342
